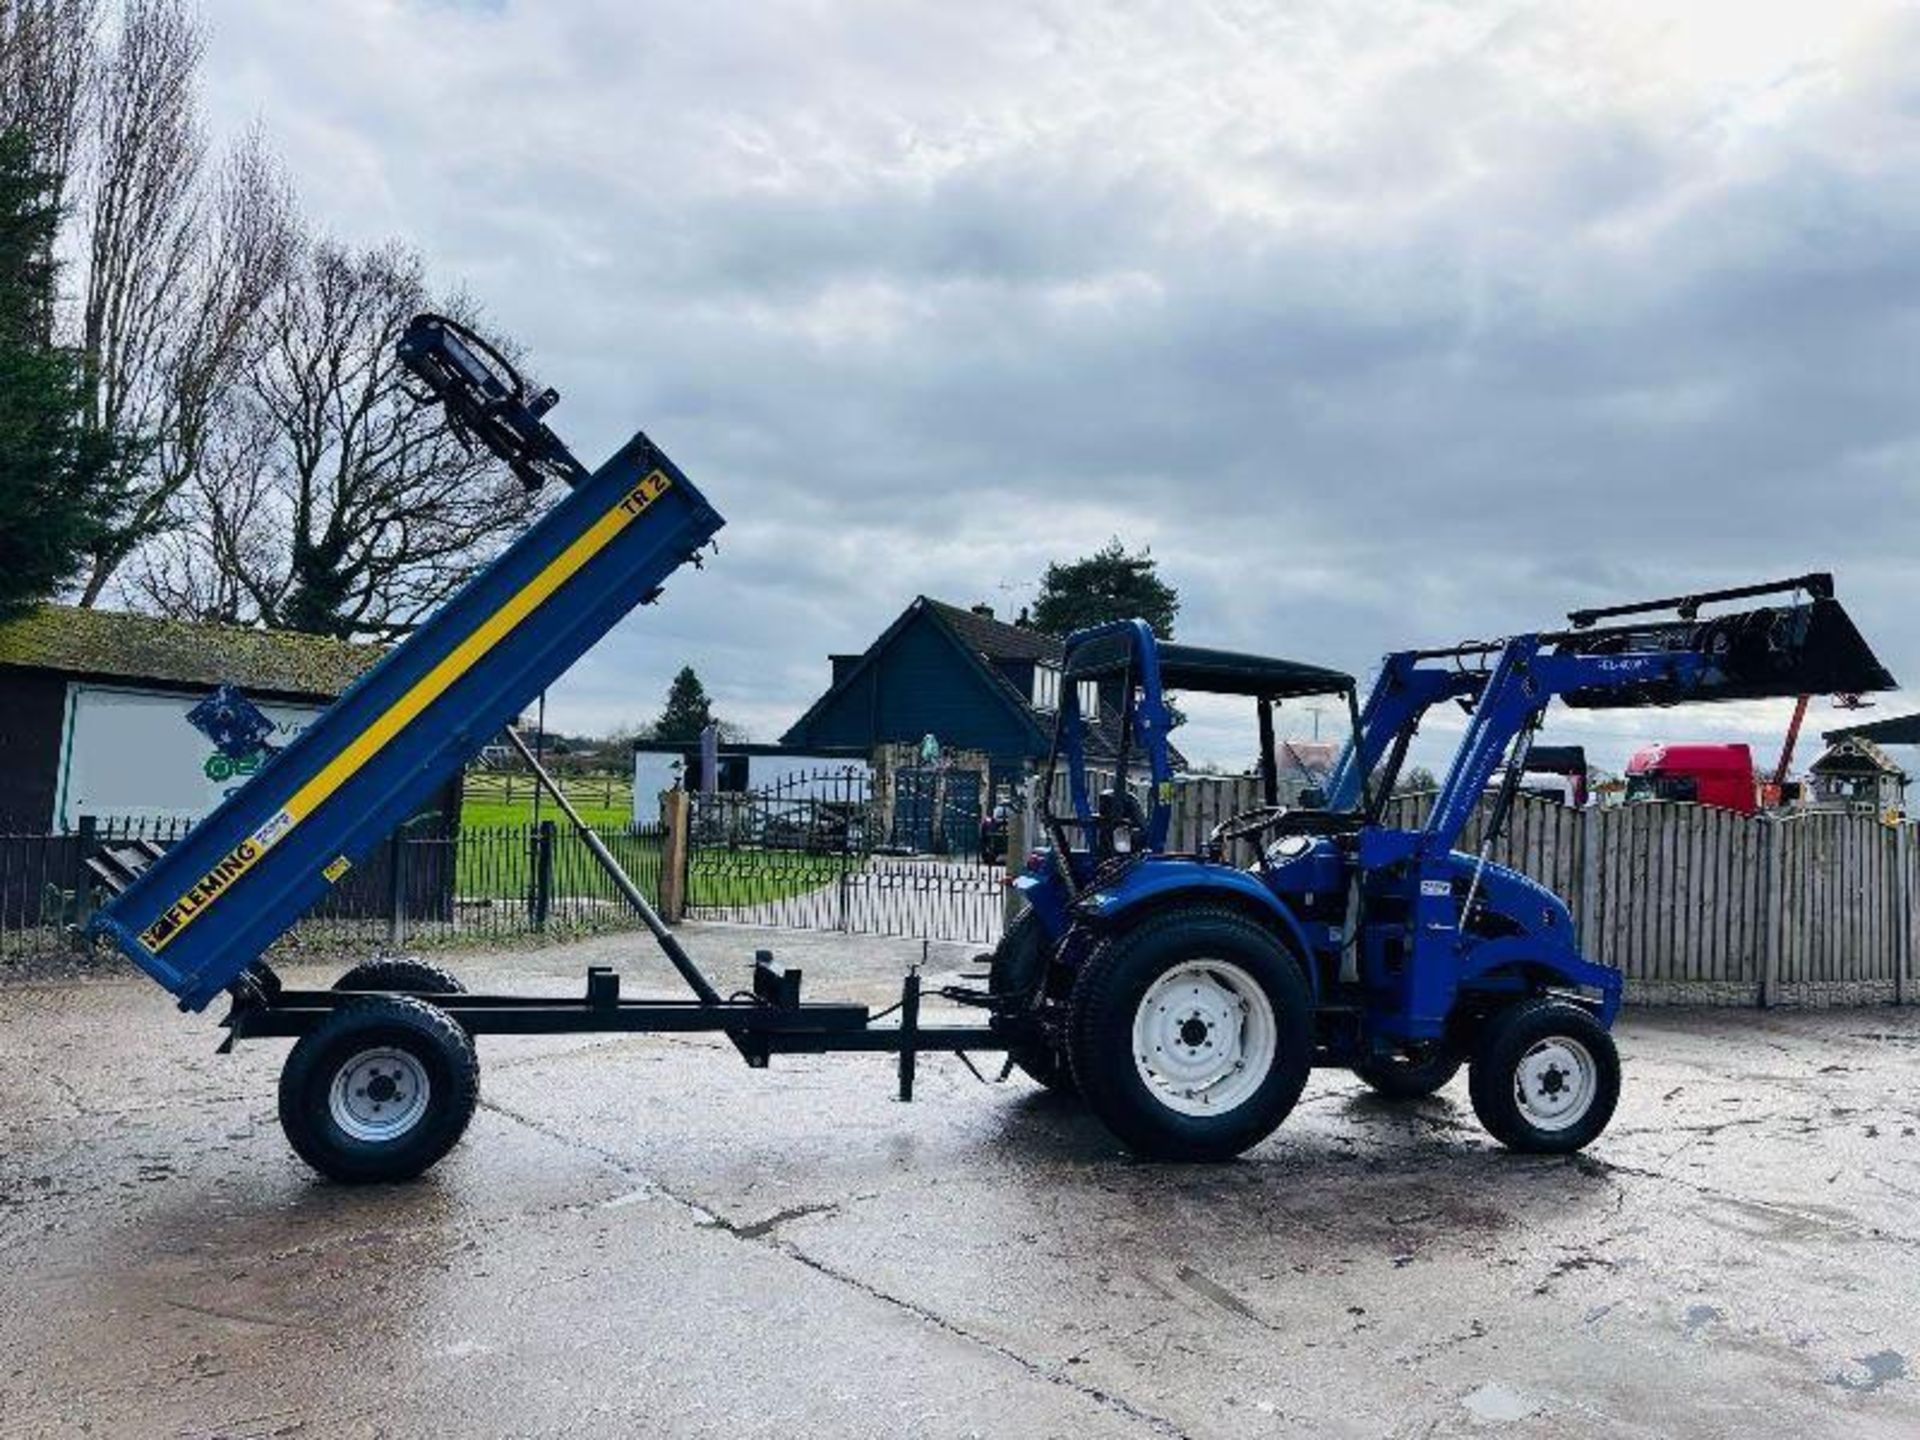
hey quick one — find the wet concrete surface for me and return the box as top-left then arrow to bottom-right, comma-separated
2,924 -> 1917,1437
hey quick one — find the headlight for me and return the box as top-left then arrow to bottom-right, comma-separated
1270,835 -> 1313,861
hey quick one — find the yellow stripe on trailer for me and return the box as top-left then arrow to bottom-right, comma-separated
138,470 -> 674,955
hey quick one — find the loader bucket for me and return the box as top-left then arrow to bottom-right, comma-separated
1558,597 -> 1896,708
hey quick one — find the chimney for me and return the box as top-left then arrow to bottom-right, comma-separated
970,602 -> 994,620
830,653 -> 861,686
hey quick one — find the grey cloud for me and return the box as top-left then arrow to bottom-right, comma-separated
200,0 -> 1920,773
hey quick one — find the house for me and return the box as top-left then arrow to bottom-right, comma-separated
780,596 -> 1186,792
1806,735 -> 1908,818
0,604 -> 455,830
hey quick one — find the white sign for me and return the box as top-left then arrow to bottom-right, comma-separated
52,683 -> 325,829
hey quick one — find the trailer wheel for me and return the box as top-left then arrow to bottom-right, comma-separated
1067,907 -> 1311,1161
989,908 -> 1076,1095
1352,1044 -> 1461,1100
1468,999 -> 1619,1154
331,957 -> 465,995
278,996 -> 479,1184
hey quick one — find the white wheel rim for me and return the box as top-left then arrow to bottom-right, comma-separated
1513,1037 -> 1597,1132
329,1046 -> 431,1144
1131,960 -> 1277,1117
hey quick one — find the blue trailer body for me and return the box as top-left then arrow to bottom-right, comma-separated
89,431 -> 723,1011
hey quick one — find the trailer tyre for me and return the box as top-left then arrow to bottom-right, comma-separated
331,957 -> 466,995
279,996 -> 480,1184
1352,1045 -> 1461,1100
1068,907 -> 1311,1162
1468,999 -> 1619,1154
989,908 -> 1077,1095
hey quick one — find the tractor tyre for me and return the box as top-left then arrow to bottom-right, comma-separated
331,957 -> 466,995
278,996 -> 480,1183
988,909 -> 1076,1095
1067,906 -> 1312,1162
1352,1044 -> 1461,1100
1468,999 -> 1620,1154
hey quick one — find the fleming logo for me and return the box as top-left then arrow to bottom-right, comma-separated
139,837 -> 268,951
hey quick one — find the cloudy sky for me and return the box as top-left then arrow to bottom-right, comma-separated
199,0 -> 1918,776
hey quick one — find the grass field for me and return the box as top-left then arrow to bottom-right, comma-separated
461,769 -> 636,829
453,769 -> 836,908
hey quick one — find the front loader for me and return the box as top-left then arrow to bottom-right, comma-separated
990,581 -> 1894,1161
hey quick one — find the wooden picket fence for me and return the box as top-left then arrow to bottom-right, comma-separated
1155,780 -> 1915,1007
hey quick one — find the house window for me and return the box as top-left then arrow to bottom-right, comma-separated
1032,667 -> 1099,717
1032,663 -> 1060,712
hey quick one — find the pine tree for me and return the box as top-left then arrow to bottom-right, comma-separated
1031,539 -> 1179,639
654,665 -> 716,742
0,127 -> 117,616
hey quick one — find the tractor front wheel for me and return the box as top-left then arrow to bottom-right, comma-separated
1067,907 -> 1311,1161
1468,999 -> 1620,1154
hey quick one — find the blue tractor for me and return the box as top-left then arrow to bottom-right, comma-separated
987,584 -> 1893,1162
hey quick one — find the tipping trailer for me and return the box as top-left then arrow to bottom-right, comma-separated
89,314 -> 1010,1183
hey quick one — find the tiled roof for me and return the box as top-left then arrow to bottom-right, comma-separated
0,604 -> 382,699
923,599 -> 1061,663
920,599 -> 1188,769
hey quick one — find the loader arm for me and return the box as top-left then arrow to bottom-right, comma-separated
1416,576 -> 1896,858
1324,655 -> 1487,813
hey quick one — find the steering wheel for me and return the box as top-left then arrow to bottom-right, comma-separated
1208,805 -> 1293,848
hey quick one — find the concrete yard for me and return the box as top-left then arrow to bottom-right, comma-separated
2,925 -> 1917,1438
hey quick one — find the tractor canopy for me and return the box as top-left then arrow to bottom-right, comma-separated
1042,620 -> 1355,861
1064,634 -> 1355,699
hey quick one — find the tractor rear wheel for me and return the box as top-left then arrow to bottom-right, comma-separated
1352,1044 -> 1461,1099
988,909 -> 1076,1095
279,995 -> 480,1183
1067,906 -> 1311,1161
1468,999 -> 1619,1153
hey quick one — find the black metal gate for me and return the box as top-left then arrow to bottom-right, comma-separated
686,768 -> 1004,944
889,767 -> 983,855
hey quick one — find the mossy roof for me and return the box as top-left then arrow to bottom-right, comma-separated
0,605 -> 383,699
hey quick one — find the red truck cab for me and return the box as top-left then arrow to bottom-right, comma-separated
1624,743 -> 1758,815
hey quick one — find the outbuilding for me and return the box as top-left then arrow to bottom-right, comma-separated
0,604 -> 457,832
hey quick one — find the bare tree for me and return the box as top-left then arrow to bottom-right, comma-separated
69,5 -> 297,606
0,0 -> 99,214
68,0 -> 200,602
142,130 -> 295,535
131,392 -> 277,622
138,238 -> 541,638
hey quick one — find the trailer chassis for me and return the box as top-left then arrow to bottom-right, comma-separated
216,713 -> 1008,1137
222,951 -> 1004,1103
